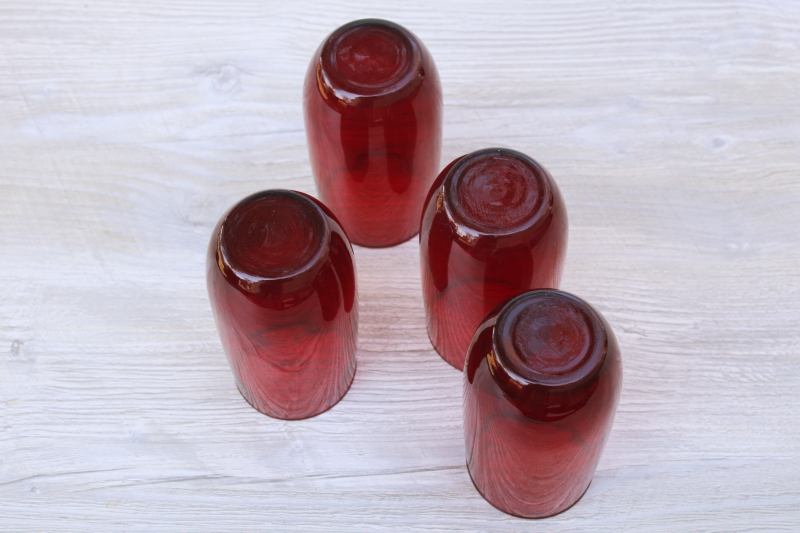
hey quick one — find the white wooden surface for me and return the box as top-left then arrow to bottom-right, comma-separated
1,1 -> 799,531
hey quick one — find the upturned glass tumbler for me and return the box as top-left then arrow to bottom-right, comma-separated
463,290 -> 622,518
304,18 -> 442,247
420,148 -> 568,370
206,190 -> 357,420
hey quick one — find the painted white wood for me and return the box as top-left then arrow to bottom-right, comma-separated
1,0 -> 799,530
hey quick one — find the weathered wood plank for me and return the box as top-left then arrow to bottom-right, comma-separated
1,0 -> 798,530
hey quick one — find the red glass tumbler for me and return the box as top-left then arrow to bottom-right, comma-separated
304,19 -> 442,247
420,148 -> 568,370
206,190 -> 357,420
463,290 -> 622,518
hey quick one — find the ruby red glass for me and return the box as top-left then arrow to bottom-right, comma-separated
304,18 -> 442,247
463,290 -> 622,518
206,190 -> 357,420
420,148 -> 568,370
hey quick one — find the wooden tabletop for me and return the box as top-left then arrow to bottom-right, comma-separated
2,1 -> 799,531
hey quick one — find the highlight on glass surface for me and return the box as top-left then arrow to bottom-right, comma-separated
206,189 -> 357,420
463,289 -> 622,518
304,18 -> 442,248
420,148 -> 568,370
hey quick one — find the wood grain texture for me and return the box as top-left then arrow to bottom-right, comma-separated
1,0 -> 799,531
